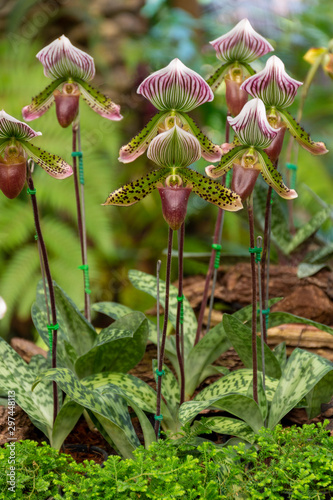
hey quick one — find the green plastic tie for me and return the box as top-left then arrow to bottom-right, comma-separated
78,264 -> 91,294
177,295 -> 184,325
286,163 -> 297,190
71,151 -> 84,185
154,415 -> 163,421
27,188 -> 36,195
47,323 -> 59,353
155,369 -> 165,377
212,243 -> 222,269
34,234 -> 38,241
226,170 -> 232,188
262,308 -> 270,329
249,246 -> 262,264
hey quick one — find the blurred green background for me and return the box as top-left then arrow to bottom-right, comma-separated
0,0 -> 332,339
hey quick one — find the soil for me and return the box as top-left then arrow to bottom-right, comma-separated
1,263 -> 333,463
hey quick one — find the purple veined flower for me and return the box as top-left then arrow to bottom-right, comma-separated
119,58 -> 222,164
106,124 -> 242,212
22,35 -> 122,127
0,110 -> 72,199
206,99 -> 297,200
207,18 -> 274,100
240,55 -> 328,155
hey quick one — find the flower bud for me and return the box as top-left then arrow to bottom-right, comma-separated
53,82 -> 80,128
158,176 -> 192,230
0,144 -> 27,199
231,163 -> 260,201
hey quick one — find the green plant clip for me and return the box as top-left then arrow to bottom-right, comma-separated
27,188 -> 37,195
286,163 -> 297,189
71,151 -> 84,185
47,323 -> 59,353
249,246 -> 262,263
155,369 -> 165,377
212,243 -> 222,269
177,294 -> 184,325
261,307 -> 270,329
78,264 -> 91,294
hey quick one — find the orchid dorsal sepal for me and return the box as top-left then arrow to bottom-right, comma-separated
227,98 -> 279,149
240,56 -> 303,109
137,58 -> 214,113
210,18 -> 274,64
147,124 -> 201,169
278,109 -> 328,155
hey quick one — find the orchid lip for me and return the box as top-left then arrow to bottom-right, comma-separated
137,58 -> 214,112
241,55 -> 303,108
210,18 -> 274,64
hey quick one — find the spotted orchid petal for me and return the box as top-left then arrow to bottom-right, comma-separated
205,145 -> 245,179
0,110 -> 42,141
36,35 -> 95,81
147,124 -> 201,169
21,141 -> 72,179
279,109 -> 328,155
210,19 -> 274,64
22,78 -> 66,121
119,111 -> 169,163
137,59 -> 214,112
103,168 -> 172,206
76,80 -> 122,121
228,98 -> 278,148
241,56 -> 302,109
178,113 -> 222,162
177,167 -> 243,211
257,150 -> 297,200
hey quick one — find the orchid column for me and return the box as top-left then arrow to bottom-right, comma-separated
23,35 -> 122,321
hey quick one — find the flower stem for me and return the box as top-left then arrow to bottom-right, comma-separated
260,185 -> 272,344
72,119 -> 91,321
247,194 -> 258,404
176,223 -> 185,405
155,227 -> 173,438
26,164 -> 59,423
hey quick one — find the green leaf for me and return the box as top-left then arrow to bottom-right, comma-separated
257,150 -> 297,200
268,312 -> 333,336
21,140 -> 72,179
128,270 -> 197,354
305,370 -> 333,419
297,263 -> 328,279
206,62 -> 233,91
279,109 -> 328,155
223,314 -> 282,379
92,302 -> 134,320
273,342 -> 287,371
204,416 -> 255,444
268,348 -> 333,428
103,168 -> 171,206
74,312 -> 148,378
247,373 -> 268,421
185,320 -> 231,398
286,207 -> 331,254
233,298 -> 283,324
177,168 -> 243,211
77,79 -> 122,120
51,399 -> 83,450
152,360 -> 179,418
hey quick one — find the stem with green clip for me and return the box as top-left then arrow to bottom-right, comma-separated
176,223 -> 185,405
26,161 -> 59,423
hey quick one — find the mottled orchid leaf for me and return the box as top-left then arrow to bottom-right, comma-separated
147,124 -> 201,168
241,56 -> 302,109
247,373 -> 268,421
268,348 -> 333,429
22,78 -> 65,121
119,111 -> 169,163
204,416 -> 255,443
223,314 -> 281,379
267,311 -> 333,336
177,167 -> 243,212
179,113 -> 222,162
286,206 -> 330,254
0,110 -> 42,140
77,79 -> 122,121
279,109 -> 328,155
257,150 -> 297,200
228,98 -> 278,148
103,168 -> 171,206
52,399 -> 83,450
206,62 -> 233,91
137,58 -> 213,112
21,141 -> 73,179
210,19 -> 274,64
92,301 -> 134,320
305,370 -> 333,419
205,145 -> 245,178
37,35 -> 95,81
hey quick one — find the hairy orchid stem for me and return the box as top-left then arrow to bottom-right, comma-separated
72,119 -> 91,321
176,223 -> 185,405
194,120 -> 230,344
247,195 -> 258,404
260,186 -> 272,344
156,260 -> 162,366
155,227 -> 173,438
257,236 -> 266,397
26,164 -> 59,423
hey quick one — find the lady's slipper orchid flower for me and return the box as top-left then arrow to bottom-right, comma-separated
207,18 -> 274,113
106,124 -> 242,212
0,110 -> 72,198
240,56 -> 328,155
22,35 -> 122,127
119,58 -> 222,163
206,99 -> 297,200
